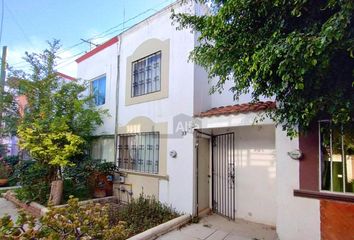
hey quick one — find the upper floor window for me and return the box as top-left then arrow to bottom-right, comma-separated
132,52 -> 161,97
91,75 -> 106,106
118,132 -> 159,174
319,121 -> 354,194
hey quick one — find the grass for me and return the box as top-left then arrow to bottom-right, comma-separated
110,194 -> 180,237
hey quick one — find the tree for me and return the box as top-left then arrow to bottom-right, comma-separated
0,70 -> 20,157
0,86 -> 19,137
10,40 -> 105,204
173,0 -> 354,136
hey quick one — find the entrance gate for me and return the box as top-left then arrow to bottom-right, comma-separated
212,133 -> 235,220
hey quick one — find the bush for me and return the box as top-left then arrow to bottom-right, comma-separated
0,194 -> 180,239
10,157 -> 117,205
2,156 -> 19,186
63,178 -> 91,202
13,162 -> 51,204
0,163 -> 10,179
0,197 -> 129,240
114,194 -> 180,235
63,158 -> 118,200
3,156 -> 19,168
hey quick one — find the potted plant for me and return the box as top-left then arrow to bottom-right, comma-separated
91,160 -> 118,198
0,163 -> 11,186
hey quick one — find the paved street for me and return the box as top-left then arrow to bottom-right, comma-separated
158,214 -> 278,240
0,197 -> 19,221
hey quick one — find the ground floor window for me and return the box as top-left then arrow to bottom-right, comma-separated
91,136 -> 115,163
118,132 -> 159,174
319,121 -> 354,194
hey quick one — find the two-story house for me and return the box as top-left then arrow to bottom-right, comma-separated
76,2 -> 354,240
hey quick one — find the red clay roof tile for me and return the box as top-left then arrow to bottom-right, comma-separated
198,101 -> 276,117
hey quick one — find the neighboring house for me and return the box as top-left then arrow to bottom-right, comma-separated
76,2 -> 353,240
76,37 -> 118,163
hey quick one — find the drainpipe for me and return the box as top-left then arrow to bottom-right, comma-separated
114,36 -> 121,167
195,133 -> 199,217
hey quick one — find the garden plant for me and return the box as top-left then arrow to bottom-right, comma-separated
173,0 -> 354,136
3,40 -> 107,205
0,194 -> 180,239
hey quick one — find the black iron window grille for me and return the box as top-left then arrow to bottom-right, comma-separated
319,120 -> 354,194
132,52 -> 161,97
117,132 -> 159,174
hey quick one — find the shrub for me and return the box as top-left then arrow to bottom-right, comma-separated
0,164 -> 10,179
63,158 -> 118,200
115,194 -> 180,235
13,162 -> 51,204
0,197 -> 129,240
10,157 -> 117,205
3,156 -> 19,186
63,178 -> 91,202
3,156 -> 19,168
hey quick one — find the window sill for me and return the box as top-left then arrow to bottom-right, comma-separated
119,170 -> 169,180
294,189 -> 354,203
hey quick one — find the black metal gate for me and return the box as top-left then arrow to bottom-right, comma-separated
212,133 -> 235,220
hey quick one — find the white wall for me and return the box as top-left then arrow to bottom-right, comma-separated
235,125 -> 277,226
76,5 -> 322,239
211,125 -> 277,226
118,2 -> 197,214
207,80 -> 274,110
276,128 -> 320,240
193,61 -> 274,115
197,115 -> 321,238
76,41 -> 119,136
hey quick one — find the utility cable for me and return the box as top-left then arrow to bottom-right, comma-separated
9,0 -> 173,70
4,2 -> 33,47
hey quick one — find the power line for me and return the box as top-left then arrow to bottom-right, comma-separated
87,0 -> 171,42
52,0 -> 173,71
56,1 -> 168,54
9,50 -> 85,70
8,0 -> 174,70
57,41 -> 85,55
55,51 -> 86,70
4,2 -> 33,48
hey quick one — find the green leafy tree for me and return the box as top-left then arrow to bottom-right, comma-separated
0,88 -> 19,137
0,72 -> 20,157
10,40 -> 105,203
173,0 -> 354,136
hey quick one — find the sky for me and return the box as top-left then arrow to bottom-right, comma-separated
0,0 -> 175,77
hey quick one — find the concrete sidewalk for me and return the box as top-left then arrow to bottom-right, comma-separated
158,214 -> 278,240
0,197 -> 19,221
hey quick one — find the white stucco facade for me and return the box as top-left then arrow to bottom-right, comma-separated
76,2 -> 322,239
117,3 -> 196,214
77,39 -> 119,136
275,128 -> 320,240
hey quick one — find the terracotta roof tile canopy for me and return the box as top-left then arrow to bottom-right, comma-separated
198,101 -> 276,117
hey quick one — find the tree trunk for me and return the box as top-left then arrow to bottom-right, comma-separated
48,179 -> 63,205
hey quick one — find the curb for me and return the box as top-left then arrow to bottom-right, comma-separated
2,191 -> 43,217
0,186 -> 21,191
3,191 -> 120,217
127,214 -> 191,240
